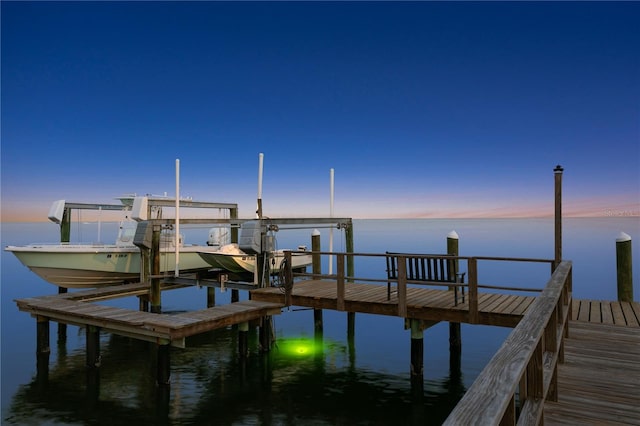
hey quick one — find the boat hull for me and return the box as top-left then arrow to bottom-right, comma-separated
6,244 -> 220,288
198,250 -> 312,275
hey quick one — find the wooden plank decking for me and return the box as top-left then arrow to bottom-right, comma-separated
251,279 -> 536,327
571,299 -> 640,327
16,285 -> 283,347
544,320 -> 640,425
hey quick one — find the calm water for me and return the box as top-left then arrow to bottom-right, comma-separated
2,218 -> 638,425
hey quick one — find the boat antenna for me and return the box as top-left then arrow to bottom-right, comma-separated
175,158 -> 180,277
257,153 -> 264,219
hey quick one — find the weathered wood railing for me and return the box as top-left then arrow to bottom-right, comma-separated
282,251 -> 571,423
284,251 -> 556,326
443,260 -> 572,425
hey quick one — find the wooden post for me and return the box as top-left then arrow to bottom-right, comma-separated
397,255 -> 407,317
157,343 -> 171,386
139,242 -> 150,312
259,316 -> 272,352
155,382 -> 170,422
468,258 -> 478,323
58,210 -> 70,340
336,253 -> 345,311
57,287 -> 68,342
616,232 -> 633,302
312,230 -> 323,337
85,366 -> 100,408
545,306 -> 559,402
312,229 -> 322,279
36,315 -> 50,381
150,225 -> 161,314
554,165 -> 563,264
207,287 -> 216,308
256,252 -> 266,289
37,315 -> 50,355
345,222 -> 356,340
410,319 -> 424,378
447,231 -> 462,364
239,321 -> 249,359
447,231 -> 459,271
139,296 -> 149,312
86,325 -> 101,368
526,340 -> 544,399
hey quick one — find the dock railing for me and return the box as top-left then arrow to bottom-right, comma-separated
283,251 -> 572,424
284,250 -> 559,325
443,260 -> 572,425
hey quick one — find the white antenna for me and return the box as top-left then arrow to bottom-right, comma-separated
175,158 -> 180,277
329,168 -> 334,274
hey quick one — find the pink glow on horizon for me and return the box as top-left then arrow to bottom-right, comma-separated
2,196 -> 638,222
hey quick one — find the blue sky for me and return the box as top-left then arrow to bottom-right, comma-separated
2,1 -> 639,220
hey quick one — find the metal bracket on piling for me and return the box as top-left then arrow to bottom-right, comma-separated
219,273 -> 228,292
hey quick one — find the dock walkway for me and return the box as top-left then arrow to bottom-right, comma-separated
571,299 -> 640,327
545,305 -> 640,425
251,279 -> 536,327
253,279 -> 640,425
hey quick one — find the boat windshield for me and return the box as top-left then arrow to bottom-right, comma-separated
116,220 -> 138,247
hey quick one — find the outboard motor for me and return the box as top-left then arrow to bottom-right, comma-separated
239,220 -> 264,254
207,226 -> 231,247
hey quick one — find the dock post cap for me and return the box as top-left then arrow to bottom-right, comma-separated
312,229 -> 321,236
447,230 -> 459,239
554,164 -> 564,173
616,232 -> 631,242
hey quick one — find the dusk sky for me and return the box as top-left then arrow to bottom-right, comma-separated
2,1 -> 639,221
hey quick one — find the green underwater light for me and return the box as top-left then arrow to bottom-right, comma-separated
276,337 -> 323,358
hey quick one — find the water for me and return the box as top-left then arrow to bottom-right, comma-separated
2,218 -> 638,425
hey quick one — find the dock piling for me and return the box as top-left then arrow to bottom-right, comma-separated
312,230 -> 323,337
447,231 -> 462,362
57,287 -> 68,342
36,315 -> 50,381
86,325 -> 101,368
345,223 -> 356,340
207,287 -> 216,308
554,165 -> 563,263
259,316 -> 273,352
239,321 -> 249,358
410,319 -> 424,378
157,344 -> 171,386
151,225 -> 162,313
616,232 -> 634,302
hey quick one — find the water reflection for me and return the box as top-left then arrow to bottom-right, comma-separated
8,325 -> 466,425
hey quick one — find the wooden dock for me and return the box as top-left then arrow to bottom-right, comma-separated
251,279 -> 536,327
14,257 -> 640,425
543,300 -> 640,425
571,299 -> 640,327
16,282 -> 283,348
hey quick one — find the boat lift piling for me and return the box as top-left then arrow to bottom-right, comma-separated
312,230 -> 323,341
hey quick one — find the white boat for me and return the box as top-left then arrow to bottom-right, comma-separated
5,196 -> 234,288
198,243 -> 313,275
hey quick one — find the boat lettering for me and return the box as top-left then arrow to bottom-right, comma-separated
106,254 -> 128,258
